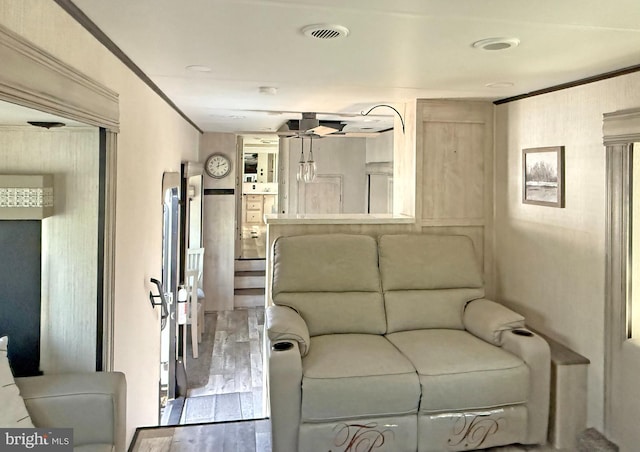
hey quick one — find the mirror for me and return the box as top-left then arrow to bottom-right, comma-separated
243,151 -> 278,183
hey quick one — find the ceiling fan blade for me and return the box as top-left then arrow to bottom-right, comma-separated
244,109 -> 361,118
306,125 -> 339,136
275,130 -> 297,137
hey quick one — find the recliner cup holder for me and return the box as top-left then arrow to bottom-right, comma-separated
272,342 -> 294,351
512,329 -> 534,337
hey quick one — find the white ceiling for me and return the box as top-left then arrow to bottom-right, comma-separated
69,0 -> 640,133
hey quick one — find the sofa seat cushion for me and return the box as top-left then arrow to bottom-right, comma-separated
386,330 -> 529,413
301,334 -> 420,422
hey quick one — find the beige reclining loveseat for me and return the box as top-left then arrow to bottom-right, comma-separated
267,233 -> 550,452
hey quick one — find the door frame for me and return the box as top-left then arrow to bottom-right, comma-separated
0,23 -> 120,371
161,172 -> 181,404
235,136 -> 244,258
365,161 -> 393,213
603,107 -> 640,437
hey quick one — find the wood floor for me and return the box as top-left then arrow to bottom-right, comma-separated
240,225 -> 266,259
130,419 -> 271,452
180,308 -> 265,424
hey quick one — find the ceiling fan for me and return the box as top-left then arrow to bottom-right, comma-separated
239,108 -> 394,138
277,112 -> 345,137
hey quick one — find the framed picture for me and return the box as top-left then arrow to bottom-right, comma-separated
522,146 -> 565,207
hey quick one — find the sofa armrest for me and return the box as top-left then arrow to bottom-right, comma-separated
464,299 -> 550,445
268,340 -> 303,452
266,305 -> 310,356
502,329 -> 551,445
463,298 -> 525,345
15,372 -> 126,451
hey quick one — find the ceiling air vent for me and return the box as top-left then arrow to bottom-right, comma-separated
302,24 -> 350,40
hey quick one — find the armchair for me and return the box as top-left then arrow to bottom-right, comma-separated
15,372 -> 126,452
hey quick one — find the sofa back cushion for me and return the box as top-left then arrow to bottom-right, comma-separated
379,234 -> 484,332
272,234 -> 385,336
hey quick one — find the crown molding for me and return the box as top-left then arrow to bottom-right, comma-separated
0,23 -> 120,131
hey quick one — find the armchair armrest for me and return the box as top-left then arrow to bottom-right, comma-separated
266,305 -> 310,356
463,298 -> 525,345
15,372 -> 126,451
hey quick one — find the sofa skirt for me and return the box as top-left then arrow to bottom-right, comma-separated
299,414 -> 417,452
418,405 -> 528,452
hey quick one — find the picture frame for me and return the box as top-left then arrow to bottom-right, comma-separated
522,146 -> 565,208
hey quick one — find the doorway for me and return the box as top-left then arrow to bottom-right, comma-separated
366,161 -> 393,214
0,103 -> 105,376
237,135 -> 279,260
159,173 -> 182,424
604,106 -> 640,449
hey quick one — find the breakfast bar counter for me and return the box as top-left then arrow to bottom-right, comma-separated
264,213 -> 415,225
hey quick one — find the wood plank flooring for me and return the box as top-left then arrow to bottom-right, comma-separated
240,225 -> 266,259
180,308 -> 265,424
130,419 -> 271,452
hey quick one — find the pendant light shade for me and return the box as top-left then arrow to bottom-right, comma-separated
303,136 -> 316,183
296,135 -> 318,183
296,137 -> 306,182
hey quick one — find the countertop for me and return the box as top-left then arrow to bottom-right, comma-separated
264,213 -> 415,225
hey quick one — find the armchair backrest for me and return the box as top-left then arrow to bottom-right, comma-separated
272,234 -> 385,336
378,234 -> 485,333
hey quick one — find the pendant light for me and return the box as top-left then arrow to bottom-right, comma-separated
296,136 -> 305,182
303,135 -> 317,183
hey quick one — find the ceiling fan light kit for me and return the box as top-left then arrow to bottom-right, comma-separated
258,86 -> 278,95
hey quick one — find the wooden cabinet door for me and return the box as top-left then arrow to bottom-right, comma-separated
297,175 -> 343,214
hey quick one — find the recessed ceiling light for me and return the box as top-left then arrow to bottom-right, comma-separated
229,115 -> 246,120
485,81 -> 515,88
186,65 -> 212,72
472,37 -> 520,51
258,86 -> 278,95
28,121 -> 65,129
302,24 -> 350,40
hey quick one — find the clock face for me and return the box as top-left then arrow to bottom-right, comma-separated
205,153 -> 231,179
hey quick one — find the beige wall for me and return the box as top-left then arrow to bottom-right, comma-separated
0,126 -> 99,374
494,71 -> 640,433
366,130 -> 393,163
0,1 -> 201,444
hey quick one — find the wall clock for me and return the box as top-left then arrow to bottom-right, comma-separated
205,153 -> 231,179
